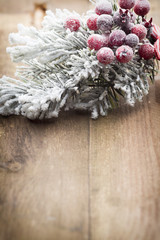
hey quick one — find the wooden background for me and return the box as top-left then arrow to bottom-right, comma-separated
0,0 -> 160,239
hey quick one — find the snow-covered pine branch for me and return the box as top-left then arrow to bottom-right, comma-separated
0,0 -> 158,120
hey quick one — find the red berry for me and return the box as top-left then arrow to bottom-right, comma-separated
131,24 -> 147,40
109,30 -> 126,47
97,47 -> 115,64
125,33 -> 139,47
65,18 -> 80,32
87,15 -> 98,31
134,0 -> 150,16
118,0 -> 135,10
87,34 -> 105,51
116,45 -> 133,63
97,14 -> 113,32
139,43 -> 155,60
95,0 -> 112,15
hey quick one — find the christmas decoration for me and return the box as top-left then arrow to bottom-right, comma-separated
97,47 -> 115,64
109,29 -> 126,46
97,14 -> 113,32
131,24 -> 147,40
134,0 -> 150,17
64,17 -> 81,32
87,34 -> 105,50
0,0 -> 159,120
87,15 -> 99,30
118,0 -> 135,10
116,45 -> 133,63
125,33 -> 139,48
95,0 -> 113,15
139,43 -> 155,60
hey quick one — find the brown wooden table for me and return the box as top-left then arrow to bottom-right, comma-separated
0,0 -> 160,239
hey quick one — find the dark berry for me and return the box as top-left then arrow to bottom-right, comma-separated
134,0 -> 150,16
118,0 -> 135,10
97,14 -> 113,32
109,30 -> 126,47
113,9 -> 135,30
142,18 -> 153,29
131,24 -> 147,40
125,33 -> 139,47
113,9 -> 129,26
122,22 -> 134,34
139,43 -> 155,60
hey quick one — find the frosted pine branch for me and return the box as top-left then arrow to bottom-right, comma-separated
0,3 -> 158,120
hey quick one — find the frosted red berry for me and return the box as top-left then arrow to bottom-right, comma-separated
109,30 -> 126,47
87,34 -> 105,51
134,0 -> 150,16
97,14 -> 113,32
131,24 -> 147,40
87,15 -> 98,31
125,33 -> 139,47
116,45 -> 133,63
95,0 -> 112,15
139,43 -> 155,60
97,47 -> 115,64
118,0 -> 135,10
65,18 -> 80,32
102,34 -> 110,47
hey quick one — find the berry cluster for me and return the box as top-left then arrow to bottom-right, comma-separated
65,0 -> 156,65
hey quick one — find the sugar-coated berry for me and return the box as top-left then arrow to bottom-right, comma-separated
113,10 -> 121,26
95,0 -> 112,15
138,43 -> 155,60
118,0 -> 135,10
87,15 -> 98,31
97,47 -> 115,64
87,34 -> 105,50
125,33 -> 139,47
131,24 -> 147,40
97,14 -> 113,32
109,30 -> 126,47
102,34 -> 110,47
116,45 -> 133,63
122,22 -> 134,34
134,0 -> 150,16
65,18 -> 80,32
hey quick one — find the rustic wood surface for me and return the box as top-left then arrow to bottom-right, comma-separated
0,0 -> 160,240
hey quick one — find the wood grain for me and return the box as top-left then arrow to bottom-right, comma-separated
0,0 -> 91,14
0,0 -> 160,240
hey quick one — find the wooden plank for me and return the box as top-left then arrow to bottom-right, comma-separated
0,14 -> 89,240
0,0 -> 91,14
89,86 -> 160,240
89,0 -> 160,239
0,114 -> 90,240
0,0 -> 160,240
